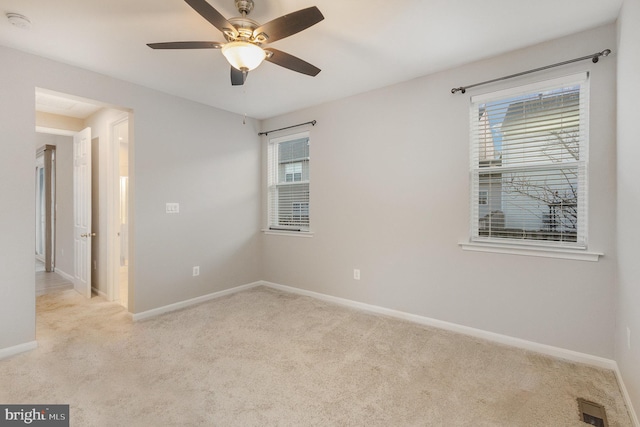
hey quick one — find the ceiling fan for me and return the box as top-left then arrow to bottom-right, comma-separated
147,0 -> 324,86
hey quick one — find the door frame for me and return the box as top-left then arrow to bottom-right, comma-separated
34,88 -> 135,312
107,113 -> 131,307
35,144 -> 56,271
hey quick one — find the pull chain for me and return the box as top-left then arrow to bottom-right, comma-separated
242,86 -> 247,125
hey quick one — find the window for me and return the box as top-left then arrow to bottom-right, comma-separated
292,202 -> 309,223
470,73 -> 589,247
267,132 -> 310,232
285,162 -> 302,182
478,190 -> 488,205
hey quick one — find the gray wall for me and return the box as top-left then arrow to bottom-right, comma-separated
1,17 -> 635,410
0,52 -> 37,349
0,45 -> 262,350
616,0 -> 640,412
261,24 -> 617,358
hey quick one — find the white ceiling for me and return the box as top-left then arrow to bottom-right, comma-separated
35,90 -> 103,119
0,0 -> 623,120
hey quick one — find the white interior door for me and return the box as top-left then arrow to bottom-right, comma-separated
73,127 -> 92,298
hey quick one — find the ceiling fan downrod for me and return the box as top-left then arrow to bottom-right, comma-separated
235,0 -> 254,16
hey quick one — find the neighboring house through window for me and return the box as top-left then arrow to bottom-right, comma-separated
267,132 -> 310,232
285,162 -> 303,182
479,190 -> 488,206
470,73 -> 589,247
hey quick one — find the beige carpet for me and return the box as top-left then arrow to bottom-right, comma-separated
0,286 -> 633,426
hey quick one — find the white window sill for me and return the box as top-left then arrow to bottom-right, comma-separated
459,241 -> 602,262
262,229 -> 314,238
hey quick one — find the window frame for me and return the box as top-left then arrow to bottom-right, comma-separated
265,131 -> 311,234
465,73 -> 601,259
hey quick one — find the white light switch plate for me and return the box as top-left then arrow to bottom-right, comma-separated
166,203 -> 180,214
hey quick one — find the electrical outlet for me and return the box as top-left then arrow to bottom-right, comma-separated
627,326 -> 631,350
353,269 -> 360,280
192,266 -> 200,277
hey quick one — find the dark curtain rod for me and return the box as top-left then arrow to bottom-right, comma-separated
451,49 -> 611,94
258,120 -> 317,136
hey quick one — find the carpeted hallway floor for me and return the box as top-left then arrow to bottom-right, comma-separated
0,286 -> 633,426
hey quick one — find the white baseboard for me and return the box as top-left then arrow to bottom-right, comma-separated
614,364 -> 640,427
92,287 -> 108,299
259,280 -> 617,370
0,341 -> 37,360
54,268 -> 74,282
131,281 -> 262,321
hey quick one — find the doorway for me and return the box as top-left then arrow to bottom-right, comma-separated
34,88 -> 133,308
34,143 -> 73,296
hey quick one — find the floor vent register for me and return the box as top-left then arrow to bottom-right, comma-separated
578,398 -> 609,427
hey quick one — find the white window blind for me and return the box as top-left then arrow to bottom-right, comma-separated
470,73 -> 589,247
267,132 -> 310,231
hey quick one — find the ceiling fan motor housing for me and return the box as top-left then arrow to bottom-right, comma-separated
227,17 -> 260,42
235,0 -> 254,15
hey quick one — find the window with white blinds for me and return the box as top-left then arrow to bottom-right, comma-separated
267,132 -> 310,232
470,73 -> 589,247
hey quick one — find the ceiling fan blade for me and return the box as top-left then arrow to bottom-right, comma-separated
147,41 -> 224,49
264,48 -> 320,77
253,6 -> 324,43
184,0 -> 238,38
230,67 -> 247,86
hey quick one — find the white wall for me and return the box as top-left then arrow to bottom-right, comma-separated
616,0 -> 640,413
261,24 -> 617,358
0,45 -> 262,350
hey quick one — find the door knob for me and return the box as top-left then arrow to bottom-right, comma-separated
80,232 -> 96,238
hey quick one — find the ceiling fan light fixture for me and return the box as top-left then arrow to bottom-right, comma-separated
222,41 -> 266,71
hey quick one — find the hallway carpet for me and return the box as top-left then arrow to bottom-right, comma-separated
0,286 -> 633,426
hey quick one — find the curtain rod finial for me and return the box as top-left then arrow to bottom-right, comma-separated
593,48 -> 612,63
